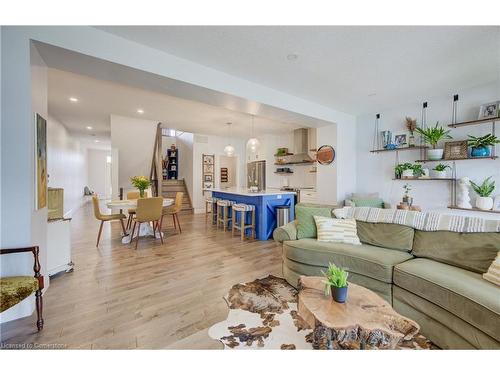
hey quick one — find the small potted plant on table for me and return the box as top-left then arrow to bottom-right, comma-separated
432,163 -> 450,179
467,134 -> 500,158
322,263 -> 349,303
415,122 -> 452,160
470,177 -> 495,210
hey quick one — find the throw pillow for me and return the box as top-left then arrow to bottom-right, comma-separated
313,216 -> 361,245
483,251 -> 500,287
350,197 -> 384,208
296,203 -> 334,239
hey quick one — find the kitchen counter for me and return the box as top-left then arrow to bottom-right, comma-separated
210,188 -> 296,240
208,187 -> 296,196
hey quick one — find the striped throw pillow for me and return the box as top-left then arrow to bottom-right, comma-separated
483,252 -> 500,286
313,216 -> 361,245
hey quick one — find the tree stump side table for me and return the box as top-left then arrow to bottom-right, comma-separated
297,276 -> 420,349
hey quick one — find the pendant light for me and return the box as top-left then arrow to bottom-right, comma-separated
224,122 -> 235,156
246,115 -> 261,159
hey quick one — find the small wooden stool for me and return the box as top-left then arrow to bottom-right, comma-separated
217,200 -> 234,231
231,203 -> 256,240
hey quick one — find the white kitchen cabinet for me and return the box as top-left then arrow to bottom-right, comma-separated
300,190 -> 318,204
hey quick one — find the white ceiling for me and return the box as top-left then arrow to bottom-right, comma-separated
47,68 -> 300,143
96,26 -> 500,115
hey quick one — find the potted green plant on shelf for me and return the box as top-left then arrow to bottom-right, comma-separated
402,183 -> 413,206
467,134 -> 500,158
322,263 -> 349,303
415,122 -> 452,160
130,175 -> 151,198
432,163 -> 451,179
411,164 -> 424,178
470,177 -> 496,210
395,162 -> 414,179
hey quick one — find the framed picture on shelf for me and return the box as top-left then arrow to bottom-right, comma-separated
203,164 -> 214,173
478,101 -> 499,120
444,140 -> 468,160
204,174 -> 213,182
394,133 -> 408,148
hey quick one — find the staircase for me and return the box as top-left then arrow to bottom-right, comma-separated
161,178 -> 193,212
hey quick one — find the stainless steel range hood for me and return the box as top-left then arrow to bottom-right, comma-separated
289,128 -> 314,163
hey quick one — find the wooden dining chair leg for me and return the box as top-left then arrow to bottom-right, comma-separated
175,213 -> 182,233
126,215 -> 132,231
96,220 -> 104,247
131,220 -> 137,244
35,289 -> 44,331
135,222 -> 141,250
120,219 -> 127,236
158,220 -> 164,244
241,212 -> 246,241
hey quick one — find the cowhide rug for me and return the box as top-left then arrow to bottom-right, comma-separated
208,275 -> 436,350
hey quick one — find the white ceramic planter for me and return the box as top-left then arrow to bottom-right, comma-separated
476,196 -> 493,211
427,148 -> 444,160
402,169 -> 414,178
432,170 -> 447,179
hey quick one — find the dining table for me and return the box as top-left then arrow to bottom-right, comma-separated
106,198 -> 174,244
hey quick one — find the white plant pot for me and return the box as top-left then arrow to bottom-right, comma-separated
432,170 -> 447,179
402,169 -> 414,178
427,148 -> 444,160
476,196 -> 493,211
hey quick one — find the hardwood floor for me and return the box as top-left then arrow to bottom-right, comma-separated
0,202 -> 283,349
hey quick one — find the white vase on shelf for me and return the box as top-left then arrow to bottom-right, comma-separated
476,196 -> 493,211
457,177 -> 472,209
427,148 -> 444,160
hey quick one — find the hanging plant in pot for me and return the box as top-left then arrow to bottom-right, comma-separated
322,263 -> 349,303
395,162 -> 414,179
432,163 -> 450,179
415,122 -> 452,160
470,177 -> 495,210
467,134 -> 500,158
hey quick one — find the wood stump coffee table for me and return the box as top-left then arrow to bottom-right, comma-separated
297,276 -> 420,349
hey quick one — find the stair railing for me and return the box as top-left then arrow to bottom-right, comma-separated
149,122 -> 163,197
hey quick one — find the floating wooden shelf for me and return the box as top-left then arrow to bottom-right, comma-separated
416,156 -> 498,163
448,116 -> 500,128
274,161 -> 315,166
392,178 -> 456,181
274,153 -> 294,157
448,206 -> 500,214
370,146 -> 428,153
274,172 -> 294,175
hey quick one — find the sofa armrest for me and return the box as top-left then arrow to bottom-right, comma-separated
273,220 -> 298,243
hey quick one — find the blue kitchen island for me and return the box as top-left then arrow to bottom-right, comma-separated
210,188 -> 296,240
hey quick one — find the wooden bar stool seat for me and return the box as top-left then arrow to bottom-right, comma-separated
216,200 -> 235,231
231,203 -> 256,240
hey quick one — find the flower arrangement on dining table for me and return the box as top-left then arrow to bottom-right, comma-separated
130,176 -> 151,198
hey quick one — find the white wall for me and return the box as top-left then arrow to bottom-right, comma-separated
110,114 -> 158,190
356,82 -> 500,217
47,115 -> 88,216
87,149 -> 111,198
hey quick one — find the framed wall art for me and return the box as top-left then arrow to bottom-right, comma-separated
444,140 -> 468,160
35,113 -> 47,209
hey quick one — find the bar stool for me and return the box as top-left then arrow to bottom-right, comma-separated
205,196 -> 218,224
217,200 -> 234,231
231,203 -> 256,240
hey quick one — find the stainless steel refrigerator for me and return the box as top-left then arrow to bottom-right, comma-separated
247,160 -> 266,191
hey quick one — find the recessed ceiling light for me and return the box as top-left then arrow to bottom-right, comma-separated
137,109 -> 144,114
94,140 -> 100,143
286,53 -> 299,61
368,93 -> 377,97
69,97 -> 78,102
86,126 -> 93,130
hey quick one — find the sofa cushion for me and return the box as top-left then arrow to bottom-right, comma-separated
283,238 -> 413,283
0,276 -> 39,313
394,258 -> 500,341
350,197 -> 384,208
483,251 -> 500,286
356,222 -> 414,252
295,203 -> 335,239
412,230 -> 500,273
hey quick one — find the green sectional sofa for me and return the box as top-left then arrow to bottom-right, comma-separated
273,203 -> 500,349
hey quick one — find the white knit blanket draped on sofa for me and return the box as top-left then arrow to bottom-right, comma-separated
333,207 -> 500,233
